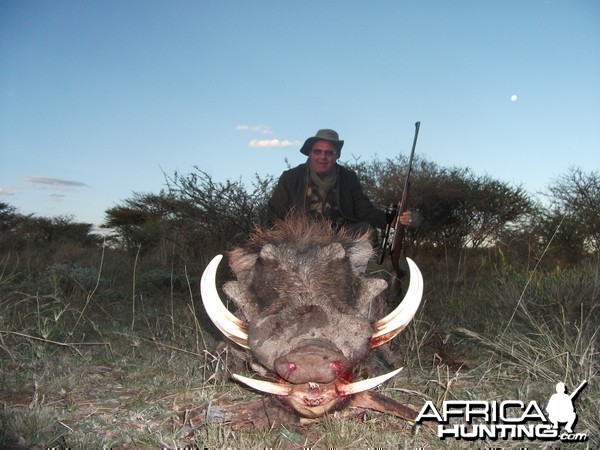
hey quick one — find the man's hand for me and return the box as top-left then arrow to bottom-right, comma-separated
398,210 -> 412,226
389,210 -> 412,228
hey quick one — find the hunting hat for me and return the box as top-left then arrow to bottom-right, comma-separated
299,129 -> 344,156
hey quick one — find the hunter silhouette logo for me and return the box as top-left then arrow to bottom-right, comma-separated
546,380 -> 587,434
416,379 -> 589,442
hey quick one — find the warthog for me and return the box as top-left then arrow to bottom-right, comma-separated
201,215 -> 423,422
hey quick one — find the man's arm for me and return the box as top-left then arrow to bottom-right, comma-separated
343,169 -> 386,228
266,174 -> 291,223
267,166 -> 307,224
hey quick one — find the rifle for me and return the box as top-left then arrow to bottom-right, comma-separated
569,380 -> 587,400
378,121 -> 421,278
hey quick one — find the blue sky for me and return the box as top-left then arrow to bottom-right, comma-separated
1,0 -> 599,227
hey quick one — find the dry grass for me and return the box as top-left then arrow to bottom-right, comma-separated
1,245 -> 598,448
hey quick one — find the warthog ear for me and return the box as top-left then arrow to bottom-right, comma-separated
346,235 -> 374,274
356,278 -> 388,318
259,243 -> 277,260
319,242 -> 346,260
228,248 -> 259,277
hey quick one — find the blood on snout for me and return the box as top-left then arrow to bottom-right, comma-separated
274,343 -> 351,384
328,360 -> 349,379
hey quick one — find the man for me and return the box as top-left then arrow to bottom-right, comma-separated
267,128 -> 412,236
546,382 -> 578,433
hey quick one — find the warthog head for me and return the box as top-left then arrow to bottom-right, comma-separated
201,216 -> 423,418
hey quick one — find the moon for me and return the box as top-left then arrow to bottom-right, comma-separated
511,94 -> 518,102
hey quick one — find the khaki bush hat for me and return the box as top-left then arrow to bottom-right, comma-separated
299,129 -> 344,156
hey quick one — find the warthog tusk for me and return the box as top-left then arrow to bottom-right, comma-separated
371,258 -> 423,347
200,255 -> 249,348
231,373 -> 293,396
337,367 -> 404,396
232,367 -> 403,398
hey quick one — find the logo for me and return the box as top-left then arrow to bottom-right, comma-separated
416,380 -> 588,442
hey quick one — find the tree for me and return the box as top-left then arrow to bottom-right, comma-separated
104,192 -> 178,251
345,156 -> 534,251
104,169 -> 275,261
0,202 -> 23,233
465,176 -> 534,248
164,167 -> 275,243
542,167 -> 600,258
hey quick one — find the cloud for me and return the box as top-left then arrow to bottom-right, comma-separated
236,124 -> 272,135
249,139 -> 300,148
0,187 -> 17,196
48,194 -> 66,203
49,193 -> 66,202
22,176 -> 89,188
236,125 -> 299,148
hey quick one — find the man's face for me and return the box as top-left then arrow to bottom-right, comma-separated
309,140 -> 338,176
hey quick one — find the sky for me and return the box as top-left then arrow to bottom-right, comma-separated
1,0 -> 599,228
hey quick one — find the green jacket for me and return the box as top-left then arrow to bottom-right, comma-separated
267,162 -> 386,229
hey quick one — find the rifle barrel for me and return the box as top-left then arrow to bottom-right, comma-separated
391,122 -> 421,260
569,380 -> 587,399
